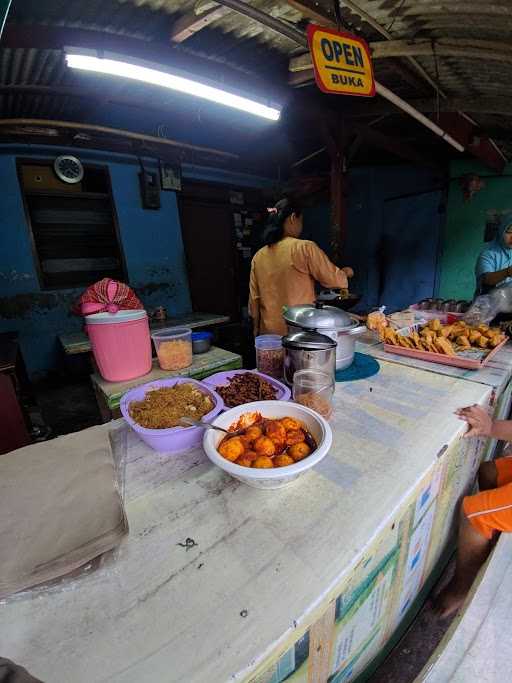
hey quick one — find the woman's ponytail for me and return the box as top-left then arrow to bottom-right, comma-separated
264,197 -> 302,247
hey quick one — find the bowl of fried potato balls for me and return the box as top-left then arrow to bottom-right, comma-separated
202,400 -> 332,489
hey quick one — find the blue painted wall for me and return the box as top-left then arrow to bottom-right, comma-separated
0,144 -> 192,377
303,165 -> 445,311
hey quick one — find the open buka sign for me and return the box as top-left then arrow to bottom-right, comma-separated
307,25 -> 375,97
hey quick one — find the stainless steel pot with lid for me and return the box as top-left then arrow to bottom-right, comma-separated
283,303 -> 365,371
282,330 -> 336,386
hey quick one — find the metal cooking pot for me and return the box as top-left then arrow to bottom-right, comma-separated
282,330 -> 336,386
283,303 -> 366,371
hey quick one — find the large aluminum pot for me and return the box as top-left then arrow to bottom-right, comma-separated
282,330 -> 336,387
283,303 -> 366,371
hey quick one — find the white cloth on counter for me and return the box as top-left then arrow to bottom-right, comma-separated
0,425 -> 128,600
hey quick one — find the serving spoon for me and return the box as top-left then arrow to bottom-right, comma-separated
179,417 -> 245,436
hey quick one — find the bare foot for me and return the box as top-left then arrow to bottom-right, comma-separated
433,581 -> 468,619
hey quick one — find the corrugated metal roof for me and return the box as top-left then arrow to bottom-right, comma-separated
117,0 -> 305,52
2,0 -> 512,158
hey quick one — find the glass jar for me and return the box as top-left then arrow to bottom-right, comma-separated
255,334 -> 284,380
292,369 -> 335,420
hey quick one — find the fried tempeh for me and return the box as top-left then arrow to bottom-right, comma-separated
456,335 -> 471,349
434,337 -> 456,356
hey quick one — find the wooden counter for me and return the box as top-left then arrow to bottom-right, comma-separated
0,359 -> 498,683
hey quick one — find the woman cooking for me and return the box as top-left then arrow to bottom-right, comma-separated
249,197 -> 354,336
476,212 -> 512,295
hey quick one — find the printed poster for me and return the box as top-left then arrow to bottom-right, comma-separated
248,631 -> 309,683
398,504 -> 436,617
329,548 -> 398,682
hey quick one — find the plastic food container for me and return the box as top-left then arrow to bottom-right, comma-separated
192,331 -> 213,354
85,309 -> 152,382
152,327 -> 192,370
203,369 -> 291,409
255,334 -> 284,380
293,369 -> 335,420
120,377 -> 223,453
202,400 -> 332,489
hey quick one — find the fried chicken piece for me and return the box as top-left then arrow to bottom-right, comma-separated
478,324 -> 490,333
477,336 -> 489,349
440,325 -> 453,338
434,337 -> 456,356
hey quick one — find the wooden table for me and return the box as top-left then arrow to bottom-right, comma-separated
59,312 -> 230,356
1,360 -> 502,683
91,346 -> 243,421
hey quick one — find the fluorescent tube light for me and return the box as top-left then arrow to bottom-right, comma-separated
65,53 -> 281,121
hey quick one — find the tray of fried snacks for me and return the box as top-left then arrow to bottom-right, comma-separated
380,319 -> 508,369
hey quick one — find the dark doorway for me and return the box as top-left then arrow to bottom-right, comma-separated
178,181 -> 265,320
378,191 -> 444,311
179,182 -> 238,318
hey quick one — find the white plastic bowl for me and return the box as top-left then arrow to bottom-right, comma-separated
202,400 -> 332,489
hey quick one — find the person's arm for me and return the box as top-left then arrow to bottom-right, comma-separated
476,249 -> 511,288
295,241 -> 350,290
456,404 -> 512,440
248,260 -> 260,336
481,266 -> 512,287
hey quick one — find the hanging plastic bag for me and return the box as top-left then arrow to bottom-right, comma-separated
464,283 -> 512,325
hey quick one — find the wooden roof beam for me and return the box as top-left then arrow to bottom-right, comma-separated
355,124 -> 441,169
288,0 -> 444,97
0,118 -> 238,159
290,39 -> 512,72
345,97 -> 512,118
170,5 -> 231,43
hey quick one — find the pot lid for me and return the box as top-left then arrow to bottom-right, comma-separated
282,330 -> 336,351
283,303 -> 353,330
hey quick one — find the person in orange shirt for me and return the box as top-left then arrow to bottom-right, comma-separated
249,197 -> 354,336
435,404 -> 512,617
